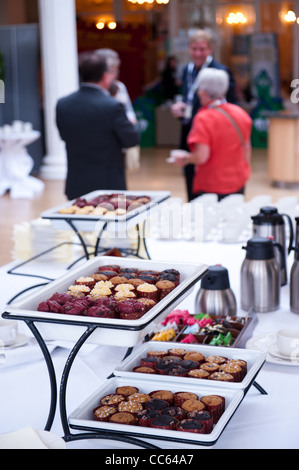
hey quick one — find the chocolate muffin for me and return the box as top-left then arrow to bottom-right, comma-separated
187,410 -> 214,433
161,406 -> 186,421
137,409 -> 159,427
176,418 -> 205,434
150,415 -> 178,430
145,398 -> 169,413
149,390 -> 173,405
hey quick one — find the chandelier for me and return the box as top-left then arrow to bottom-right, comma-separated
127,0 -> 169,5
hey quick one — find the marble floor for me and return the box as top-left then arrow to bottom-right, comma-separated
0,147 -> 298,266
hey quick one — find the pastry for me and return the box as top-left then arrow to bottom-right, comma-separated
118,299 -> 146,320
205,355 -> 227,365
200,363 -> 220,374
145,398 -> 169,413
93,405 -> 117,422
167,348 -> 188,358
118,401 -> 143,414
219,362 -> 243,382
137,409 -> 159,427
100,393 -> 126,407
109,411 -> 137,425
208,371 -> 234,382
149,390 -> 173,405
187,410 -> 214,433
128,392 -> 151,404
150,415 -> 178,430
137,298 -> 157,311
200,395 -> 225,424
75,276 -> 96,289
133,366 -> 155,374
161,406 -> 186,421
147,350 -> 168,358
181,399 -> 206,413
180,360 -> 200,370
155,280 -> 175,299
136,283 -> 158,301
140,356 -> 159,368
187,369 -> 210,379
115,386 -> 139,397
183,352 -> 205,363
173,392 -> 198,407
176,418 -> 205,434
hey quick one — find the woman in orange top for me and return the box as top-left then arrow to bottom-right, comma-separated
171,68 -> 252,201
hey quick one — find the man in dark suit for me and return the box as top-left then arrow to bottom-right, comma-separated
56,51 -> 140,200
172,30 -> 237,201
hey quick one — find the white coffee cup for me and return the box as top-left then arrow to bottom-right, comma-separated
276,328 -> 299,358
167,149 -> 189,163
0,319 -> 18,347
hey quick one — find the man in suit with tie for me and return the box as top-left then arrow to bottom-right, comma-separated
172,29 -> 237,201
56,51 -> 139,200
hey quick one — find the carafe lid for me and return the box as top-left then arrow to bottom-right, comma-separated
251,206 -> 284,225
243,236 -> 275,260
201,265 -> 230,290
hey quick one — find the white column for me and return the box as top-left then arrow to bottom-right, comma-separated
38,0 -> 79,180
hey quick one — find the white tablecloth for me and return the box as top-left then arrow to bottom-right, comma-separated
0,238 -> 299,449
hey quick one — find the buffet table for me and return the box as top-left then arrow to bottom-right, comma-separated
0,236 -> 299,449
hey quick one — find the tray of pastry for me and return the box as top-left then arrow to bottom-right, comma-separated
148,310 -> 258,349
4,256 -> 208,347
41,190 -> 171,232
113,341 -> 266,390
68,375 -> 244,446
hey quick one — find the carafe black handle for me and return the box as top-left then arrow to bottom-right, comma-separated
274,241 -> 285,269
282,213 -> 294,255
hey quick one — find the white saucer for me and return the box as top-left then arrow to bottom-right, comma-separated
268,343 -> 299,363
3,334 -> 29,350
246,333 -> 299,367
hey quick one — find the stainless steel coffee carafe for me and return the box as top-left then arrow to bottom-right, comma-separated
290,216 -> 299,313
241,237 -> 281,313
195,265 -> 237,316
251,206 -> 294,286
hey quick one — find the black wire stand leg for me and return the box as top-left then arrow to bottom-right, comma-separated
59,326 -> 160,449
24,320 -> 58,431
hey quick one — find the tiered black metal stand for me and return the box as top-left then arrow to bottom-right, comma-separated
2,214 -> 267,448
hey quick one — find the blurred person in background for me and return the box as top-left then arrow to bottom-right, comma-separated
170,68 -> 252,201
171,29 -> 237,201
56,51 -> 139,200
96,48 -> 140,171
161,55 -> 181,102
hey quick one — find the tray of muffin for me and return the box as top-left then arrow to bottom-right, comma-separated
4,256 -> 208,347
148,310 -> 258,349
113,341 -> 266,390
68,375 -> 244,446
41,190 -> 171,232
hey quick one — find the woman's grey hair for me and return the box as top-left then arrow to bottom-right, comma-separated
196,68 -> 229,100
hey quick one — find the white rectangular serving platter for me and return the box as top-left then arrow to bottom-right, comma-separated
4,256 -> 208,347
114,341 -> 266,390
41,190 -> 171,232
68,375 -> 244,446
